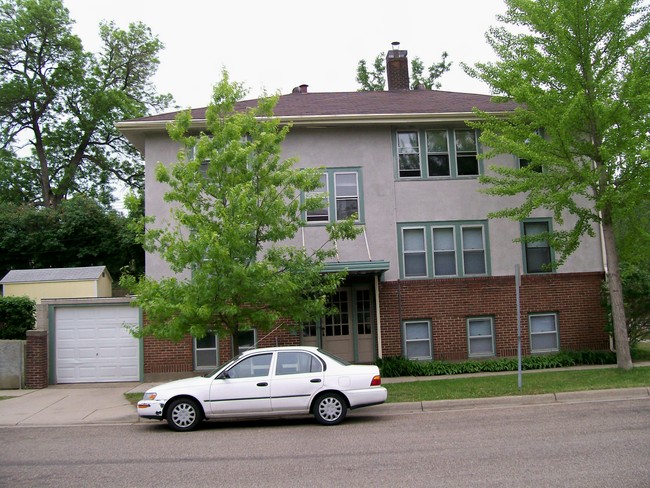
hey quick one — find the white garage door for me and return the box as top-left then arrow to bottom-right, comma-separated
55,306 -> 140,383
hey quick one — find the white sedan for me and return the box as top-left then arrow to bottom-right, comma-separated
137,346 -> 387,431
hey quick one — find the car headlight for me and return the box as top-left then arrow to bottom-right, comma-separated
143,392 -> 157,401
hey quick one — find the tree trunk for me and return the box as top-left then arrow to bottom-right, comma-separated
601,219 -> 633,370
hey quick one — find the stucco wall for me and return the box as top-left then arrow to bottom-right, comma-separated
142,123 -> 605,281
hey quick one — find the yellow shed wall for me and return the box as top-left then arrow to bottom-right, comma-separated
3,279 -> 111,304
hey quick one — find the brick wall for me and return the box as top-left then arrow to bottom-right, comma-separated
143,335 -> 194,374
379,272 -> 609,360
143,323 -> 301,373
25,330 -> 48,388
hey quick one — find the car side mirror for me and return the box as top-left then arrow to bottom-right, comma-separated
217,371 -> 230,380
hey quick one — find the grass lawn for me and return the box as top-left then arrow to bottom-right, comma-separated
123,364 -> 650,406
384,366 -> 650,403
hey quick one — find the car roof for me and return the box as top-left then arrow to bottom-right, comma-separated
240,346 -> 320,357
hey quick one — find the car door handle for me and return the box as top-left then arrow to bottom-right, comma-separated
257,382 -> 268,387
310,379 -> 322,383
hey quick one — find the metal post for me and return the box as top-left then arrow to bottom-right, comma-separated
515,264 -> 522,390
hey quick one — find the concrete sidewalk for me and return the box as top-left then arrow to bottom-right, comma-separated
1,366 -> 648,427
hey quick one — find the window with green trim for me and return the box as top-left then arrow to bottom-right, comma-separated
395,129 -> 480,180
399,222 -> 489,279
304,168 -> 363,224
522,220 -> 553,273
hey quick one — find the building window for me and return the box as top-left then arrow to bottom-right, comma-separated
529,313 -> 559,352
194,334 -> 218,369
234,329 -> 257,354
304,168 -> 363,224
523,220 -> 552,273
397,131 -> 421,178
462,226 -> 487,275
467,317 -> 495,357
306,173 -> 329,222
395,129 -> 480,180
403,320 -> 432,360
426,130 -> 450,177
402,227 -> 427,278
518,157 -> 542,173
399,221 -> 489,279
334,172 -> 359,220
454,129 -> 479,176
432,227 -> 456,276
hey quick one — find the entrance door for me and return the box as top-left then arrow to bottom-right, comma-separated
322,290 -> 354,361
355,289 -> 375,363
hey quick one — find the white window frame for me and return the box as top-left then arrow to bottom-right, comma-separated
529,313 -> 559,352
194,334 -> 218,370
403,320 -> 432,360
467,317 -> 495,357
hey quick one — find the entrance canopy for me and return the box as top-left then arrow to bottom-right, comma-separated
323,260 -> 390,276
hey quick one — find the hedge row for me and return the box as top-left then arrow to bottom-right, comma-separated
0,296 -> 36,340
376,350 -> 617,378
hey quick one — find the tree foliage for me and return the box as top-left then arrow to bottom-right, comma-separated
0,196 -> 144,282
0,296 -> 35,340
121,71 -> 362,349
464,0 -> 650,369
0,0 -> 172,208
356,51 -> 451,91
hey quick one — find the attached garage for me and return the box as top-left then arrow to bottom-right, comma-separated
51,301 -> 141,383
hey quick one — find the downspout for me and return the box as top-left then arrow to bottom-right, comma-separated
374,274 -> 382,359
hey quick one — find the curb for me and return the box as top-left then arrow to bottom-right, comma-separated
364,387 -> 650,416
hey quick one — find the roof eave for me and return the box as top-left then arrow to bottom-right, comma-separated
116,111 -> 513,156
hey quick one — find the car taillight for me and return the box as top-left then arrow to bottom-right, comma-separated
370,375 -> 381,386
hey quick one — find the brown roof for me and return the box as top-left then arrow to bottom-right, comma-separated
129,89 -> 517,123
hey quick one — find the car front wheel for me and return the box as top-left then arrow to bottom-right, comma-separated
313,393 -> 347,425
166,398 -> 202,432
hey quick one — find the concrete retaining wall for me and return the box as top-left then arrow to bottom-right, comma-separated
0,340 -> 25,389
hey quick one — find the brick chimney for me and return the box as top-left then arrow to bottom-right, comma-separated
386,41 -> 409,91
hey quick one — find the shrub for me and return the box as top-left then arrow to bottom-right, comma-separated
0,296 -> 36,340
376,350 -> 617,378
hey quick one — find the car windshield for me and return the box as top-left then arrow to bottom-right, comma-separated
203,354 -> 243,378
317,348 -> 351,366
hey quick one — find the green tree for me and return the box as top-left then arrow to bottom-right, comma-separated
0,0 -> 172,209
356,51 -> 451,91
464,0 -> 650,369
607,179 -> 650,348
356,53 -> 386,91
121,71 -> 362,351
0,196 -> 144,282
409,51 -> 451,90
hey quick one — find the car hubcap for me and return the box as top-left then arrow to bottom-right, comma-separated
172,403 -> 196,427
319,397 -> 342,421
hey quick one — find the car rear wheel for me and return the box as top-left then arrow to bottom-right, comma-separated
166,398 -> 202,432
313,393 -> 347,425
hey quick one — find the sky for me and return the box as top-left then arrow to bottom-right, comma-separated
62,0 -> 509,112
